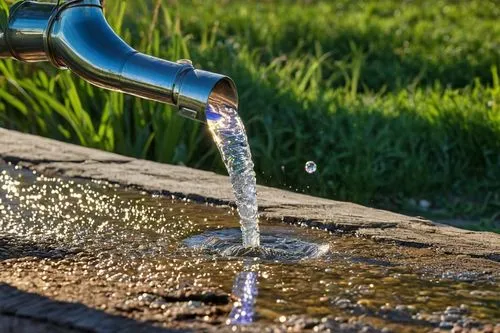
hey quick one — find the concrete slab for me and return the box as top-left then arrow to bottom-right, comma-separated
1,128 -> 498,260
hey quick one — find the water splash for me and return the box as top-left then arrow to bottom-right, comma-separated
206,95 -> 260,248
184,228 -> 329,261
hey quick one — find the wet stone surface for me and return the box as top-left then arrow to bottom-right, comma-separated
0,162 -> 499,332
2,127 -> 499,261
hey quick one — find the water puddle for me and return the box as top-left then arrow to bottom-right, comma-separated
0,162 -> 499,332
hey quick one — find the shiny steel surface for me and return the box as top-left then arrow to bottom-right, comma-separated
3,1 -> 53,62
0,0 -> 238,122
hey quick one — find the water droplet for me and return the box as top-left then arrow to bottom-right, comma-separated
305,161 -> 317,174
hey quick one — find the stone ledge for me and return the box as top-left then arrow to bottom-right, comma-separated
1,128 -> 499,260
0,284 -> 177,333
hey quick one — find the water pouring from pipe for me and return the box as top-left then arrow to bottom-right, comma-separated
0,0 -> 261,248
206,92 -> 260,248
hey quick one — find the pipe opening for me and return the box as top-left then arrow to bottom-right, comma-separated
209,77 -> 239,111
177,70 -> 238,122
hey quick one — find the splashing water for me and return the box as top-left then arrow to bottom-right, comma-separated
206,95 -> 260,248
184,228 -> 329,261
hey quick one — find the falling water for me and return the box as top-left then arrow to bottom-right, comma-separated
206,94 -> 260,248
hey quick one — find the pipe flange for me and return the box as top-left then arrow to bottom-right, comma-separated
3,0 -> 28,60
172,62 -> 195,105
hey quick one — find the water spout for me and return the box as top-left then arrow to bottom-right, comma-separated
0,0 -> 237,122
1,0 -> 260,249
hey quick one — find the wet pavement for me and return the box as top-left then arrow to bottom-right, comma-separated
0,162 -> 499,332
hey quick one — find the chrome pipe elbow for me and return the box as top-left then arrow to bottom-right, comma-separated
0,0 -> 237,122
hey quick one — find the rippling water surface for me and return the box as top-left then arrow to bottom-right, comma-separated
0,163 -> 499,332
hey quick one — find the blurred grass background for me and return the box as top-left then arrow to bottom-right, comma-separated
0,0 -> 499,231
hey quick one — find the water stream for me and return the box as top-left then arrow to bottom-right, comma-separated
205,93 -> 260,248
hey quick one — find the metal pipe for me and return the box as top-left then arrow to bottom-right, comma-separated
0,30 -> 8,58
0,0 -> 237,122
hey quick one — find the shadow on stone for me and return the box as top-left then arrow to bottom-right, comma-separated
0,234 -> 78,261
0,284 -> 181,333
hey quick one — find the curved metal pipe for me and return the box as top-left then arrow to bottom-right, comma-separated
0,0 -> 237,122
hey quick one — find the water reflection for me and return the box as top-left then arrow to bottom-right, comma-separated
228,261 -> 259,325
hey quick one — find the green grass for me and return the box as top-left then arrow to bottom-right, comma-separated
0,0 -> 499,230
